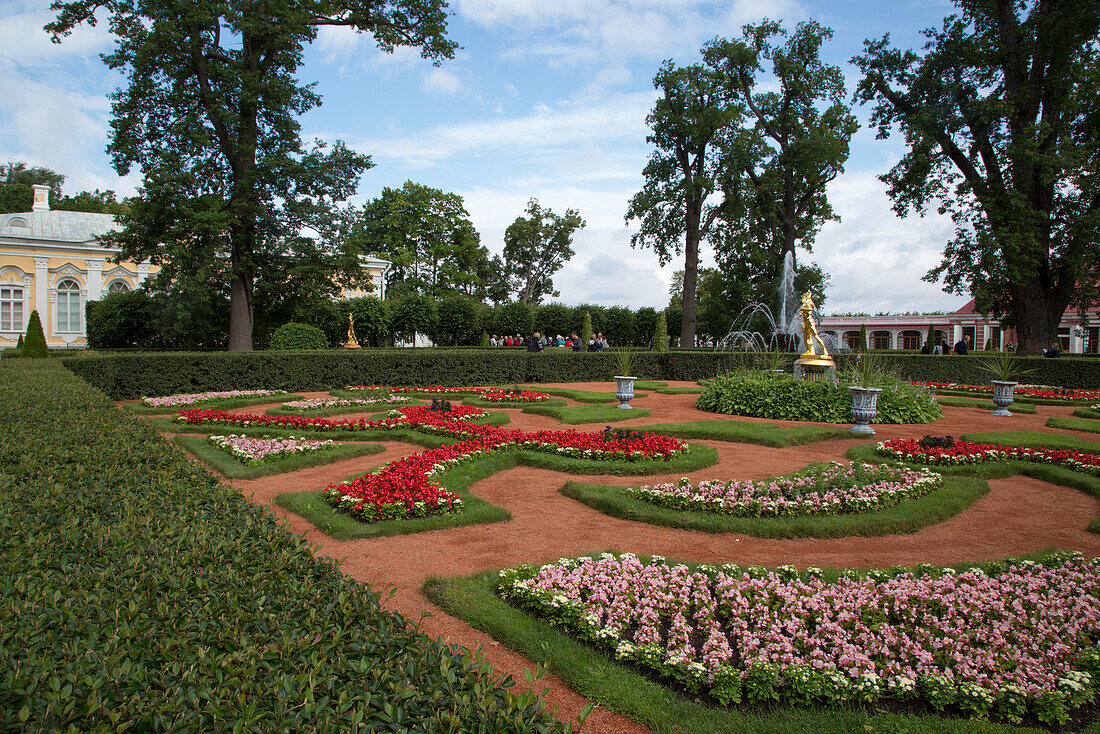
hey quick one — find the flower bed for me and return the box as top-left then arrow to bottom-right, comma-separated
877,438 -> 1100,476
498,552 -> 1100,724
208,434 -> 335,465
281,395 -> 410,411
911,381 -> 1100,402
174,403 -> 483,432
347,385 -> 552,402
141,389 -> 287,407
626,462 -> 942,516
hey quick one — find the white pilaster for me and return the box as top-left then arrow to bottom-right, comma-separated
136,262 -> 150,287
33,257 -> 49,331
952,324 -> 963,346
85,259 -> 104,301
1072,328 -> 1085,354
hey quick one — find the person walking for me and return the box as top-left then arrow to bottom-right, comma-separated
954,335 -> 969,355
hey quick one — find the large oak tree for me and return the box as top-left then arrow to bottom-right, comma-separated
48,0 -> 456,350
854,0 -> 1100,355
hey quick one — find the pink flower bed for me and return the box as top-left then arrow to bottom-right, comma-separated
208,434 -> 334,465
627,462 -> 941,516
498,553 -> 1100,723
347,385 -> 552,402
141,389 -> 286,407
877,438 -> 1100,476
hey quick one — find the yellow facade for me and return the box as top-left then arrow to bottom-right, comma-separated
0,185 -> 157,348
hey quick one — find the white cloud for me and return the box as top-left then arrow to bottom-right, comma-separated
421,67 -> 468,96
0,3 -> 114,64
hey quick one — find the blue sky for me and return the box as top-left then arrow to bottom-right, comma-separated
0,0 -> 968,314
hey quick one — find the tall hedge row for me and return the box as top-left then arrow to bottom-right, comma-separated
60,349 -> 1100,400
0,360 -> 567,732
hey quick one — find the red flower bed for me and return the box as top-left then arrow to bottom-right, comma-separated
347,385 -> 553,402
910,381 -> 1100,401
877,437 -> 1100,476
177,399 -> 689,523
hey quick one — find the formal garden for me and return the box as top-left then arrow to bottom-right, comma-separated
6,346 -> 1100,732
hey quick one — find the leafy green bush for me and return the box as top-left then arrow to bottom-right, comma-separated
0,360 -> 569,732
269,322 -> 329,350
22,309 -> 48,358
695,370 -> 942,424
85,289 -> 159,348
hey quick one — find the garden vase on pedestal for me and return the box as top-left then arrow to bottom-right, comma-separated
991,380 -> 1017,416
849,386 -> 882,435
615,376 -> 636,409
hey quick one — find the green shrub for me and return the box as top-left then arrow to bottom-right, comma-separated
22,310 -> 48,358
0,360 -> 568,732
695,370 -> 942,424
269,322 -> 329,350
85,289 -> 159,348
581,312 -> 593,352
654,311 -> 669,353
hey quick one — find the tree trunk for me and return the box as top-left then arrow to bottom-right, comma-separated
228,270 -> 253,351
1010,276 -> 1067,356
681,206 -> 700,347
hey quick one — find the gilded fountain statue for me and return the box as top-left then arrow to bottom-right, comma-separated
793,291 -> 835,381
343,312 -> 360,349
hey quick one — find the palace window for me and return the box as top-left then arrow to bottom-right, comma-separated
56,279 -> 81,333
0,286 -> 23,331
871,331 -> 891,350
901,330 -> 921,350
107,280 -> 130,294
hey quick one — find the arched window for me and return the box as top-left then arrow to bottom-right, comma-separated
107,280 -> 130,295
901,330 -> 922,350
871,331 -> 892,350
56,279 -> 81,333
0,285 -> 23,331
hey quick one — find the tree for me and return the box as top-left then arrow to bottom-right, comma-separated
853,0 -> 1100,355
502,198 -> 585,304
859,324 -> 868,352
495,301 -> 534,338
604,306 -> 636,347
345,296 -> 389,348
352,182 -> 488,299
626,57 -> 739,348
653,311 -> 669,352
0,162 -> 125,214
635,307 -> 659,347
22,310 -> 48,358
580,312 -> 593,352
48,1 -> 456,351
434,293 -> 481,346
926,324 -> 936,351
85,290 -> 157,348
705,22 -> 857,285
535,303 -> 572,340
389,292 -> 438,346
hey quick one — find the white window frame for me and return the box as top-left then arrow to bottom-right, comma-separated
107,280 -> 131,295
55,279 -> 82,334
0,285 -> 24,332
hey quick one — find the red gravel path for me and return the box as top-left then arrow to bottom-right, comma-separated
145,382 -> 1100,734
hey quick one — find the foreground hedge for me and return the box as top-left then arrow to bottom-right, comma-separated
62,348 -> 1100,400
0,360 -> 568,732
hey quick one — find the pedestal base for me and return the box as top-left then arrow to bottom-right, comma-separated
793,363 -> 836,383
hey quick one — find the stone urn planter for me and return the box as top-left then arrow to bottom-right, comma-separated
614,376 -> 636,409
849,386 -> 883,435
991,380 -> 1017,416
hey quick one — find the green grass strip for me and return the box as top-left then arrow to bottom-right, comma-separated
276,444 -> 718,539
960,430 -> 1100,452
174,434 -> 384,479
514,385 -> 648,403
521,403 -> 651,424
632,381 -> 668,389
1047,416 -> 1100,434
630,419 -> 852,447
653,386 -> 705,394
561,473 -> 985,538
1074,407 -> 1100,420
425,573 -> 1041,734
124,393 -> 305,414
935,395 -> 1037,414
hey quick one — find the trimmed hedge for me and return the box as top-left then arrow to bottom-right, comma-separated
0,360 -> 569,732
270,321 -> 329,350
61,349 -> 1100,400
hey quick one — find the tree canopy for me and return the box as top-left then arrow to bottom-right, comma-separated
502,198 -> 585,305
854,0 -> 1100,355
47,0 -> 456,350
0,162 -> 125,215
348,181 -> 489,300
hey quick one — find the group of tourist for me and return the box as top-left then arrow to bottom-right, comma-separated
487,333 -> 613,351
918,333 -> 1063,356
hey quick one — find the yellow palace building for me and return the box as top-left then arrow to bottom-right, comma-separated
0,184 -> 391,350
0,184 -> 155,349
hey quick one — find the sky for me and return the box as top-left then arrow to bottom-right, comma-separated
0,0 -> 969,315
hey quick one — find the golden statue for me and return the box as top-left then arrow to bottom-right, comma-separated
795,291 -> 834,369
343,312 -> 360,349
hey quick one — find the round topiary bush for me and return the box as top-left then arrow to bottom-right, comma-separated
695,370 -> 941,424
269,322 -> 329,350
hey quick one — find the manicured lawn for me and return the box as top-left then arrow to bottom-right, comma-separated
960,430 -> 1100,452
425,568 -> 1060,734
1047,416 -> 1100,434
174,434 -> 384,479
514,386 -> 647,403
629,419 -> 852,447
1074,407 -> 1100,420
934,388 -> 1095,406
521,403 -> 651,424
935,395 -> 1037,414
